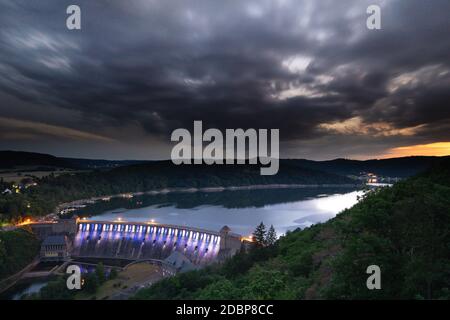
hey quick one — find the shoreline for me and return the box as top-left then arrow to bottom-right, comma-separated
56,183 -> 362,212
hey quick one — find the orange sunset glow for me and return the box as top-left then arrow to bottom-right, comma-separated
380,142 -> 450,159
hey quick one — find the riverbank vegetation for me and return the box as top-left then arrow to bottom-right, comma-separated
23,263 -> 111,300
134,160 -> 450,300
23,262 -> 161,300
0,229 -> 40,281
0,161 -> 355,223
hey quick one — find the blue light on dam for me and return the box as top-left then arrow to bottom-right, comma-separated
73,222 -> 221,265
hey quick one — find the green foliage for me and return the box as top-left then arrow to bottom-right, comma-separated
0,161 -> 354,223
196,279 -> 241,300
95,262 -> 106,284
109,268 -> 118,280
84,273 -> 99,294
323,173 -> 450,299
0,229 -> 40,281
33,277 -> 74,300
133,160 -> 450,300
253,222 -> 266,246
266,225 -> 277,246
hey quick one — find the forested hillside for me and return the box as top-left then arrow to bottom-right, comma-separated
134,159 -> 450,300
0,161 -> 354,223
0,229 -> 40,281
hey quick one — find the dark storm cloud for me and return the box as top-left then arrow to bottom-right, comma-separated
0,0 -> 449,159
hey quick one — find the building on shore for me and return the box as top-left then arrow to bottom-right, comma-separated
40,235 -> 71,262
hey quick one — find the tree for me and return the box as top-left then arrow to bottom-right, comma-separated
196,279 -> 241,300
265,225 -> 277,246
109,268 -> 118,280
95,262 -> 106,284
38,277 -> 74,300
84,273 -> 99,294
253,222 -> 267,246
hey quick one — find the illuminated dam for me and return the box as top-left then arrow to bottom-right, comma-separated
71,220 -> 242,266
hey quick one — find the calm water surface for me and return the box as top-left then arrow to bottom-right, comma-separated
86,187 -> 364,236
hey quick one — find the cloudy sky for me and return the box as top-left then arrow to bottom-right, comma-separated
0,0 -> 449,160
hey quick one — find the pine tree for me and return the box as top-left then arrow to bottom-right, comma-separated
95,262 -> 105,284
253,222 -> 267,246
265,225 -> 277,246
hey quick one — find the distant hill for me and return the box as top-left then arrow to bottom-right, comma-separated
0,151 -> 148,170
0,158 -> 356,222
284,156 -> 450,178
97,160 -> 356,188
60,157 -> 149,169
0,151 -> 72,169
1,150 -> 448,177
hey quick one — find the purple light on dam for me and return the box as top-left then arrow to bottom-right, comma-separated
73,222 -> 221,265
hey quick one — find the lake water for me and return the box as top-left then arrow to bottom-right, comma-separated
3,187 -> 364,300
84,187 -> 364,237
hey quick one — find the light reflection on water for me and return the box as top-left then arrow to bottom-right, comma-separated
89,189 -> 364,236
11,281 -> 48,300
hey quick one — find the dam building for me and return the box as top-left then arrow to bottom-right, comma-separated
28,218 -> 243,269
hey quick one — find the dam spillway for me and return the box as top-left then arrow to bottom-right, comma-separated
72,221 -> 223,266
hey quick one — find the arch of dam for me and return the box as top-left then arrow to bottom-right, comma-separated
72,220 -> 242,266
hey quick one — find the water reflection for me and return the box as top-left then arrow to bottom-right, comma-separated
83,187 -> 363,236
